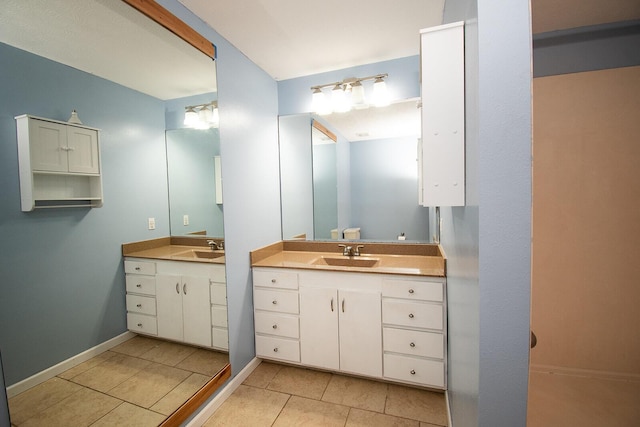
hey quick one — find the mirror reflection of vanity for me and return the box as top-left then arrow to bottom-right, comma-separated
280,98 -> 430,242
1,0 -> 229,424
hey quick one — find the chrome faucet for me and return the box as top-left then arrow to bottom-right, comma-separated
207,240 -> 224,251
338,244 -> 364,256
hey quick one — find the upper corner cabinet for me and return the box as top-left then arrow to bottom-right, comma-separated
16,114 -> 103,211
420,21 -> 465,207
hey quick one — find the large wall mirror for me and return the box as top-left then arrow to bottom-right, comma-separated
1,0 -> 228,424
280,98 -> 431,242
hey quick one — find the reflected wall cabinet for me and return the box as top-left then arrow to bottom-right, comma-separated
420,21 -> 465,207
15,114 -> 103,211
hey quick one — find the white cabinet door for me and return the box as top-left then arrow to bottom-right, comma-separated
30,120 -> 68,172
299,287 -> 339,371
67,126 -> 99,174
156,274 -> 184,342
339,289 -> 382,377
182,275 -> 212,347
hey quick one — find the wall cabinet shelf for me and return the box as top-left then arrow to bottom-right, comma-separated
16,114 -> 103,211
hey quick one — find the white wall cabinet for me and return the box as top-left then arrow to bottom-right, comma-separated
16,114 -> 103,211
125,258 -> 227,350
420,21 -> 465,207
253,267 -> 444,388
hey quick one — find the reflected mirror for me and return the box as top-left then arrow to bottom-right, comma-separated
280,98 -> 430,242
166,127 -> 224,238
1,0 -> 229,424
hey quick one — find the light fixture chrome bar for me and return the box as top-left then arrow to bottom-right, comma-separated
310,73 -> 388,91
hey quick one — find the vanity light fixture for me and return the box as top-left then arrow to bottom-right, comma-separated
310,73 -> 388,115
184,101 -> 219,129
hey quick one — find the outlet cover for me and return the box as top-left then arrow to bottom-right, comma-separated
183,215 -> 189,226
148,217 -> 156,230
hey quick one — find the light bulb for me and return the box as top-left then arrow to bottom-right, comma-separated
312,88 -> 331,115
372,77 -> 390,107
332,84 -> 350,113
210,107 -> 220,128
184,107 -> 198,126
351,81 -> 366,107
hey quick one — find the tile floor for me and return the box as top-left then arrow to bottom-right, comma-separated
527,370 -> 640,427
8,336 -> 229,427
204,361 -> 448,427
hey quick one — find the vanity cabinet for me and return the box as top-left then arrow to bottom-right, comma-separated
125,257 -> 226,350
157,274 -> 211,347
253,268 -> 301,363
125,260 -> 158,336
252,266 -> 446,389
16,114 -> 103,211
299,279 -> 382,378
382,277 -> 446,388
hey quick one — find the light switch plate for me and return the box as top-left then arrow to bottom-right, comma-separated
148,217 -> 156,230
183,214 -> 189,226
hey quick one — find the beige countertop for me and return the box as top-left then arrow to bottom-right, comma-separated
122,237 -> 225,264
251,240 -> 446,277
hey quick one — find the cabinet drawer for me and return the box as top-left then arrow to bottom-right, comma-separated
253,269 -> 298,289
382,279 -> 443,302
384,353 -> 445,388
254,289 -> 299,314
124,260 -> 156,275
127,313 -> 157,336
212,327 -> 229,350
382,300 -> 443,330
126,294 -> 156,316
125,275 -> 156,296
211,305 -> 228,328
210,283 -> 227,305
255,312 -> 299,339
256,335 -> 300,363
383,327 -> 444,359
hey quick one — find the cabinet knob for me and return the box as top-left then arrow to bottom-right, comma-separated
136,284 -> 142,288
273,347 -> 279,353
272,300 -> 277,305
135,267 -> 141,271
271,279 -> 276,283
408,289 -> 415,294
410,370 -> 416,375
408,313 -> 415,319
136,304 -> 142,308
410,342 -> 416,347
272,324 -> 278,329
137,323 -> 143,327
176,283 -> 180,294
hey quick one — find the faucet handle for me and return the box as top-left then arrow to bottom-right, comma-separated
338,244 -> 351,256
353,245 -> 364,256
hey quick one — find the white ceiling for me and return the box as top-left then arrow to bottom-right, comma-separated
0,0 -> 216,100
179,0 -> 445,80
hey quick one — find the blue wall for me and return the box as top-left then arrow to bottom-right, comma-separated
443,0 -> 533,426
0,42 -> 170,385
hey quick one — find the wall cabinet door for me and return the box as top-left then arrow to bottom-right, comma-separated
299,287 -> 382,377
66,126 -> 100,173
299,287 -> 339,370
30,120 -> 68,172
156,274 -> 211,347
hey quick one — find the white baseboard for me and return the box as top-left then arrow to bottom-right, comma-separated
6,331 -> 136,398
446,390 -> 453,426
186,357 -> 262,427
530,363 -> 640,383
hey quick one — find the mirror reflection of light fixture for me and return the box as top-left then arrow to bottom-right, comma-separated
310,73 -> 388,115
184,101 -> 219,129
